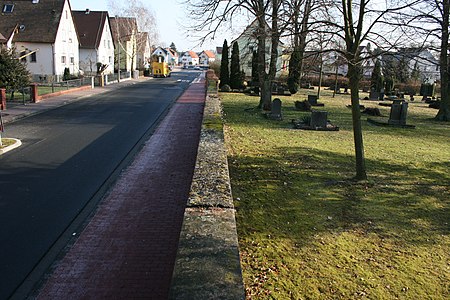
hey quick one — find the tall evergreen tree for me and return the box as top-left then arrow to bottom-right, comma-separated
0,47 -> 30,91
288,49 -> 301,94
370,60 -> 383,92
219,39 -> 230,88
251,50 -> 259,85
230,42 -> 243,89
169,42 -> 177,53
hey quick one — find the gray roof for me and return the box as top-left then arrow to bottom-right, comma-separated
0,0 -> 66,44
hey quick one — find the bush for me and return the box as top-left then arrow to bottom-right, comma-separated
396,82 -> 421,95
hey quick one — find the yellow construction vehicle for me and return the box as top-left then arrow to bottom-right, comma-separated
152,55 -> 171,78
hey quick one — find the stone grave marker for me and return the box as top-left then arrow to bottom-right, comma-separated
268,98 -> 282,120
369,90 -> 379,100
307,95 -> 318,105
310,111 -> 328,129
388,101 -> 408,125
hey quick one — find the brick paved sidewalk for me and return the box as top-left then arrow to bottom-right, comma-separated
35,79 -> 206,299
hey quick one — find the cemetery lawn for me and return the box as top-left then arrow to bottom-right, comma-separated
221,89 -> 449,299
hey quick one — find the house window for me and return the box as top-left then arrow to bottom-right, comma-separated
20,51 -> 27,63
2,4 -> 14,13
70,57 -> 74,64
108,40 -> 111,49
61,56 -> 66,63
66,10 -> 68,19
104,40 -> 107,48
31,52 -> 37,62
247,61 -> 252,67
69,38 -> 72,43
109,56 -> 112,63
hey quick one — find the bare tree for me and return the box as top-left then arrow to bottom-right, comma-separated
184,0 -> 282,110
401,0 -> 449,121
108,0 -> 159,71
325,0 -> 419,180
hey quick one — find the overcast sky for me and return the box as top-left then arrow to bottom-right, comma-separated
70,0 -> 233,52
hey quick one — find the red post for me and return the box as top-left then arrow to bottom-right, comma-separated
0,88 -> 6,110
30,83 -> 39,103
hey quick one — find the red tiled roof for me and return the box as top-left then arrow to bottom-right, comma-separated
187,51 -> 198,58
202,50 -> 215,58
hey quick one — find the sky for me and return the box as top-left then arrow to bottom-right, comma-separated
70,0 -> 235,52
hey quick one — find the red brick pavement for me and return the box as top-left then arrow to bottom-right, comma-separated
36,79 -> 206,299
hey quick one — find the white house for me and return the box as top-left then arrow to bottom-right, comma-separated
320,45 -> 375,78
232,19 -> 283,78
198,50 -> 216,65
152,47 -> 170,63
181,51 -> 199,66
167,48 -> 178,66
404,48 -> 439,83
73,10 -> 115,75
136,32 -> 151,69
0,0 -> 80,81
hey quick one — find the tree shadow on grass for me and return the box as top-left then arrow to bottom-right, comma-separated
228,145 -> 449,248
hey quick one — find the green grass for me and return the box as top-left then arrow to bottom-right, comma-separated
0,138 -> 15,148
38,86 -> 69,95
221,88 -> 449,299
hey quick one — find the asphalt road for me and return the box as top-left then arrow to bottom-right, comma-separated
0,70 -> 201,299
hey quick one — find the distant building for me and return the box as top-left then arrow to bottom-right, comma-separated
110,16 -> 138,72
0,0 -> 80,81
73,10 -> 115,75
232,19 -> 283,78
181,51 -> 199,66
136,32 -> 151,69
383,48 -> 439,83
198,50 -> 216,65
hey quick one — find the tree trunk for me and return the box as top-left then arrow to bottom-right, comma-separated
348,62 -> 367,180
436,0 -> 450,121
257,15 -> 272,111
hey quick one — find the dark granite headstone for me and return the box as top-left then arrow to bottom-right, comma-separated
388,101 -> 408,125
267,98 -> 282,120
369,90 -> 379,100
307,95 -> 318,105
310,111 -> 328,129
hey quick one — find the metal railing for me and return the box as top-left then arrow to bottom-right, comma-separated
5,86 -> 32,105
37,77 -> 93,96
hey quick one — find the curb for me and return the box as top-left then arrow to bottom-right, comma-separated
0,138 -> 22,155
169,93 -> 245,299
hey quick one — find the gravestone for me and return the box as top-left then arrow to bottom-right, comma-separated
369,90 -> 379,100
268,98 -> 282,120
307,95 -> 318,105
388,101 -> 408,125
310,111 -> 328,129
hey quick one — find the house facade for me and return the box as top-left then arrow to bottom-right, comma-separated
167,48 -> 178,66
0,0 -> 80,81
198,50 -> 216,65
136,32 -> 151,70
181,51 -> 199,66
73,10 -> 114,75
232,19 -> 283,78
110,17 -> 138,72
152,47 -> 169,63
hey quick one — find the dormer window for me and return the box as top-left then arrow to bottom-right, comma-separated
2,4 -> 14,13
